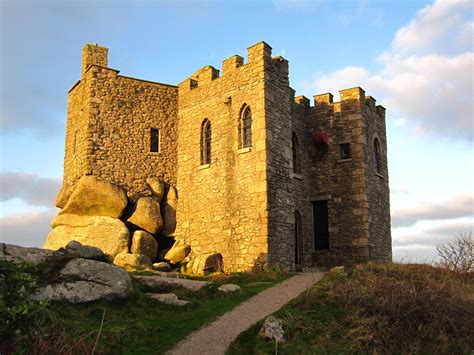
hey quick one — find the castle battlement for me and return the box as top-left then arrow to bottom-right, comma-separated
178,41 -> 289,94
301,87 -> 386,119
57,41 -> 391,273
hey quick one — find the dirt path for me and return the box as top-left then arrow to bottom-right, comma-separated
168,271 -> 324,355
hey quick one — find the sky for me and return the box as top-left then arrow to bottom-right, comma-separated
0,0 -> 472,264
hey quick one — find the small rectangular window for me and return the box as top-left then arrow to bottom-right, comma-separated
150,128 -> 159,152
340,143 -> 351,159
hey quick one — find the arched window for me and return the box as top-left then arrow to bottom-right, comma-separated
201,119 -> 211,165
374,138 -> 382,174
292,132 -> 300,174
239,105 -> 252,148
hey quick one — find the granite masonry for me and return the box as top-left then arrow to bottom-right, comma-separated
56,42 -> 392,272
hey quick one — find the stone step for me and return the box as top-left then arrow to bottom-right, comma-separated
146,293 -> 189,306
133,275 -> 212,292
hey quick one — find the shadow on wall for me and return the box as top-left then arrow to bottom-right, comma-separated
249,253 -> 270,273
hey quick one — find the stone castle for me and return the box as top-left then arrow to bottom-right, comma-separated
57,42 -> 392,272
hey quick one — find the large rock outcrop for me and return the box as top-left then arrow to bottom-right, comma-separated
44,214 -> 129,260
55,182 -> 75,209
127,197 -> 163,234
164,242 -> 191,264
131,230 -> 158,261
146,177 -> 165,203
189,252 -> 224,275
113,252 -> 153,271
1,243 -> 62,266
60,175 -> 128,218
33,258 -> 133,303
2,243 -> 133,304
161,186 -> 177,236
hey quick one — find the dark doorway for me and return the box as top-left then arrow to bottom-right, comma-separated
295,211 -> 302,265
313,200 -> 329,250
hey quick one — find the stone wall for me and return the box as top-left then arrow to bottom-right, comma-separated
298,88 -> 391,266
62,44 -> 178,197
63,77 -> 93,189
174,42 -> 271,272
264,54 -> 301,269
289,97 -> 314,268
362,99 -> 392,262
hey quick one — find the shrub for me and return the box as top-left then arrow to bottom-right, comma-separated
0,259 -> 54,353
436,231 -> 473,275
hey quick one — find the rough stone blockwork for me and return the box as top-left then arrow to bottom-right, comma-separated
58,42 -> 392,272
63,44 -> 177,198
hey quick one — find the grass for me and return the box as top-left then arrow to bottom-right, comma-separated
25,267 -> 291,354
228,263 -> 474,355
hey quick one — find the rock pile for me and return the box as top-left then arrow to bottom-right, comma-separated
45,175 -> 222,275
1,242 -> 133,303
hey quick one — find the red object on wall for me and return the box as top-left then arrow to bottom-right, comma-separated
312,131 -> 329,145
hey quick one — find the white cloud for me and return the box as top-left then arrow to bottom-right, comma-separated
0,171 -> 61,207
392,219 -> 473,262
302,0 -> 474,141
0,209 -> 56,248
391,0 -> 473,56
391,193 -> 473,227
393,219 -> 473,246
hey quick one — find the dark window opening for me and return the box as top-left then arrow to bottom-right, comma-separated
340,143 -> 351,159
240,105 -> 252,148
201,119 -> 211,165
292,133 -> 300,174
295,210 -> 302,264
374,138 -> 382,174
150,128 -> 159,152
313,200 -> 329,250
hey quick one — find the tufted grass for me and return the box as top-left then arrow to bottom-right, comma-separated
22,267 -> 291,355
227,263 -> 474,355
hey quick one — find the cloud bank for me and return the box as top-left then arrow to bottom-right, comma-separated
303,0 -> 473,140
0,171 -> 61,207
0,209 -> 55,248
391,194 -> 473,228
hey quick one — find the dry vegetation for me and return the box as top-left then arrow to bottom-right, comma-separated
229,262 -> 474,354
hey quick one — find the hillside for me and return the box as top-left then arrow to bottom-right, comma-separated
229,263 -> 474,354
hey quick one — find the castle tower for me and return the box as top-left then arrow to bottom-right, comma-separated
285,87 -> 392,267
59,44 -> 178,206
174,42 -> 274,272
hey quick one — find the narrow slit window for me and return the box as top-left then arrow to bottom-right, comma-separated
201,119 -> 211,165
292,132 -> 300,174
339,143 -> 351,159
150,128 -> 159,152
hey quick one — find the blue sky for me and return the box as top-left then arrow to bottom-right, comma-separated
0,0 -> 472,263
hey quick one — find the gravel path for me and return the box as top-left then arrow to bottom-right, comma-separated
168,271 -> 324,355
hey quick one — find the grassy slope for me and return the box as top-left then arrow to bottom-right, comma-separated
228,263 -> 474,355
31,270 -> 290,355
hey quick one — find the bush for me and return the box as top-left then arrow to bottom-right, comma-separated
0,259 -> 54,353
436,231 -> 473,275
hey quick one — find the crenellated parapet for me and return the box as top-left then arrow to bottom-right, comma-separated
293,87 -> 385,121
178,41 -> 289,99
